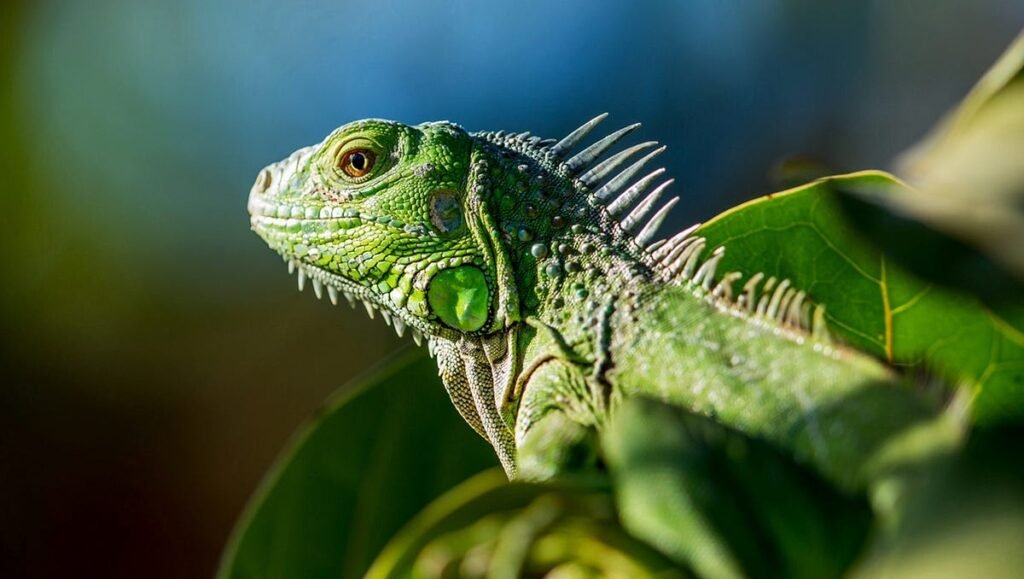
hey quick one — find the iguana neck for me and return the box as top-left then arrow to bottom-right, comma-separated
469,131 -> 653,331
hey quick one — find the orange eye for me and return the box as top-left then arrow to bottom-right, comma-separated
338,148 -> 376,178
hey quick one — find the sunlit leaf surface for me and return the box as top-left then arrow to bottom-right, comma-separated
697,172 -> 1024,425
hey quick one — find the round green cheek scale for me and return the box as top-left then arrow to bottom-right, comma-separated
427,266 -> 490,332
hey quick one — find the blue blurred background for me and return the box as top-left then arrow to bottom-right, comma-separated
1,1 -> 1021,576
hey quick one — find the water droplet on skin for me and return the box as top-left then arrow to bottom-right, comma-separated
530,243 -> 548,258
545,263 -> 562,278
517,228 -> 534,242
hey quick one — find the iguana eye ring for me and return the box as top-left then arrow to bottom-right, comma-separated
338,148 -> 376,178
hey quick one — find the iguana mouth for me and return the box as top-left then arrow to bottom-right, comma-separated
277,258 -> 430,346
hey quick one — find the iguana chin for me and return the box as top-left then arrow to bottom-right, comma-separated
247,115 -> 955,492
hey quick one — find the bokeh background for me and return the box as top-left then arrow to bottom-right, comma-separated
1,1 -> 1021,577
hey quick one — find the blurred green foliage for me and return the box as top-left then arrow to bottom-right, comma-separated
218,351 -> 496,579
367,471 -> 683,578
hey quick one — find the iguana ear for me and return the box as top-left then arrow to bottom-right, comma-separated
462,147 -> 522,333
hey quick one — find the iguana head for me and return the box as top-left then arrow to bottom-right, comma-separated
248,115 -> 678,348
249,119 -> 493,343
248,116 -> 717,474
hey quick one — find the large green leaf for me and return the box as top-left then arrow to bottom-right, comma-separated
696,172 -> 1024,425
217,349 -> 497,579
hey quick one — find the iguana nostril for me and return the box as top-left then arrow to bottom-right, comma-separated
254,168 -> 273,193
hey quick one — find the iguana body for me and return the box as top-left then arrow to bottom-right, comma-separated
247,116 -> 952,496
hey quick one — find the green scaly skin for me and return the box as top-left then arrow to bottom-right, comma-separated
247,116 -> 957,496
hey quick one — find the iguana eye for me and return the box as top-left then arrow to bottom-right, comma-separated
338,148 -> 376,178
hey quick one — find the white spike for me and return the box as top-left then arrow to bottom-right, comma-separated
593,146 -> 667,201
693,247 -> 726,289
786,291 -> 807,327
287,260 -> 296,274
412,330 -> 423,347
812,305 -> 830,340
565,123 -> 641,174
776,288 -> 796,324
548,113 -> 609,157
607,169 -> 665,216
363,301 -> 375,319
297,269 -> 306,292
327,285 -> 339,305
579,141 -> 658,188
755,277 -> 778,316
427,339 -> 436,357
712,272 -> 743,300
635,197 -> 679,247
646,239 -> 668,255
740,272 -> 764,311
381,310 -> 392,327
666,238 -> 705,279
393,318 -> 406,338
622,180 -> 673,233
661,236 -> 702,271
680,241 -> 706,280
344,292 -> 356,308
312,278 -> 323,299
651,223 -> 701,261
766,279 -> 792,319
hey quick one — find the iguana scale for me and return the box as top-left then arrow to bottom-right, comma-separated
247,116 -> 956,497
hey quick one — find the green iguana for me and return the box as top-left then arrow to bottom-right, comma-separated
247,115 -> 958,500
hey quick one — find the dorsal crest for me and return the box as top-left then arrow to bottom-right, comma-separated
541,114 -> 829,339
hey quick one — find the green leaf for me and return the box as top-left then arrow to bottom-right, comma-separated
366,470 -> 683,578
696,172 -> 1024,426
603,397 -> 871,579
216,349 -> 497,579
830,176 -> 1024,307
